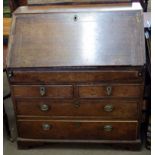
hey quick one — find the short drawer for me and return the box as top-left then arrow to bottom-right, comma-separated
16,99 -> 138,120
18,120 -> 138,140
78,84 -> 143,98
12,85 -> 73,98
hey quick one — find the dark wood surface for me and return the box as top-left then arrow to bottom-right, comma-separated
7,0 -> 132,13
18,120 -> 138,140
7,3 -> 145,68
28,0 -> 132,5
17,138 -> 142,150
8,1 -> 148,13
10,68 -> 144,148
78,84 -> 143,98
16,99 -> 139,119
11,84 -> 143,98
8,69 -> 143,84
7,3 -> 145,149
9,0 -> 144,7
18,0 -> 27,5
12,85 -> 73,98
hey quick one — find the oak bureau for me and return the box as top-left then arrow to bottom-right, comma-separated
6,2 -> 145,149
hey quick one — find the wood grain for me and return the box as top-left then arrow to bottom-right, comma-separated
7,3 -> 145,68
8,69 -> 143,84
78,84 -> 143,98
7,3 -> 145,149
16,99 -> 138,119
18,120 -> 138,140
12,85 -> 73,98
28,0 -> 132,5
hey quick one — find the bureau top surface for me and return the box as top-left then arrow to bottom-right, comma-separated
7,2 -> 145,68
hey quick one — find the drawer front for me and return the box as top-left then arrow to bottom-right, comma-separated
8,70 -> 143,84
18,120 -> 138,140
78,84 -> 143,98
12,85 -> 73,98
16,99 -> 138,119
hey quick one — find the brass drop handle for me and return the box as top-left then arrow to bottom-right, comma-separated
104,104 -> 113,112
106,86 -> 112,96
40,86 -> 46,96
40,104 -> 49,111
104,125 -> 113,132
42,123 -> 51,130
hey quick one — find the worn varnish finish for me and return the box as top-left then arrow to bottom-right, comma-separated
8,69 -> 143,84
12,85 -> 73,98
28,0 -> 132,5
7,3 -> 145,68
8,0 -> 133,12
7,3 -> 145,149
16,99 -> 138,119
78,84 -> 143,98
18,120 -> 138,140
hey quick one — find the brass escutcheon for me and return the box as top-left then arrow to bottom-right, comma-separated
74,15 -> 78,21
106,86 -> 112,96
40,86 -> 46,96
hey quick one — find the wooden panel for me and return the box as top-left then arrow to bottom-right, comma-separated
7,3 -> 145,68
12,85 -> 73,98
16,99 -> 138,119
18,120 -> 138,140
8,69 -> 143,84
28,0 -> 132,5
18,0 -> 27,5
78,84 -> 143,98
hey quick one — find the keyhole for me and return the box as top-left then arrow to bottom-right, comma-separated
74,15 -> 78,21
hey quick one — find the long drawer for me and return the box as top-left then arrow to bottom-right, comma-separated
8,70 -> 143,84
78,84 -> 143,98
12,85 -> 73,98
16,99 -> 138,119
18,120 -> 138,140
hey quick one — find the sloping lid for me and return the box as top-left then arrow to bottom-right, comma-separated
7,2 -> 145,68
